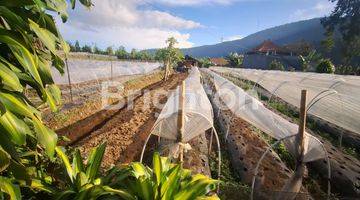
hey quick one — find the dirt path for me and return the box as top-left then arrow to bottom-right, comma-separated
74,73 -> 187,168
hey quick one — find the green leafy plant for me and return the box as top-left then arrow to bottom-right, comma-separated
114,152 -> 220,200
299,50 -> 322,71
268,60 -> 285,71
199,58 -> 212,68
226,52 -> 243,67
0,0 -> 92,198
46,143 -> 134,200
316,59 -> 335,74
155,37 -> 184,80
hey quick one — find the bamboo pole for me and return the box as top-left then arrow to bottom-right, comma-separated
297,90 -> 307,164
65,58 -> 73,102
177,81 -> 186,165
278,90 -> 307,200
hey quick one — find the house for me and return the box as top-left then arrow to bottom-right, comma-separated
177,55 -> 199,72
209,58 -> 229,66
248,40 -> 294,56
243,40 -> 301,70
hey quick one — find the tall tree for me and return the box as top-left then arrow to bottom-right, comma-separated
75,40 -> 81,52
106,46 -> 114,56
115,46 -> 128,59
162,37 -> 184,80
321,0 -> 360,64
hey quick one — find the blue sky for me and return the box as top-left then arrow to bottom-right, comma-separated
58,0 -> 335,50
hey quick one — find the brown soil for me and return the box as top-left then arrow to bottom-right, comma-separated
44,71 -> 163,131
202,71 -> 310,199
72,73 -> 187,169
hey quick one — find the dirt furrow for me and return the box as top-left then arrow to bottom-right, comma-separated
74,73 -> 187,168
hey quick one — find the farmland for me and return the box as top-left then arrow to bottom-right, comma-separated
34,59 -> 360,199
1,0 -> 359,200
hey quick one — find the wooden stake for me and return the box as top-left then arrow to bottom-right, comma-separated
177,81 -> 186,165
110,60 -> 113,80
296,90 -> 307,164
278,90 -> 308,200
65,58 -> 73,102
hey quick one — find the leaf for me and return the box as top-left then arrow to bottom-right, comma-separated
33,117 -> 57,158
55,147 -> 73,183
174,176 -> 219,200
0,147 -> 10,172
0,31 -> 43,86
70,0 -> 76,9
161,165 -> 181,199
44,0 -> 68,22
30,179 -> 56,194
130,163 -> 148,179
29,19 -> 58,55
0,177 -> 21,200
0,92 -> 34,118
0,111 -> 29,145
44,84 -> 62,112
152,152 -> 162,185
0,61 -> 23,92
86,142 -> 106,181
102,186 -> 136,200
72,149 -> 84,176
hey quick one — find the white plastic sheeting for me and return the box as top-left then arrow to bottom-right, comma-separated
212,67 -> 360,135
151,67 -> 214,143
202,69 -> 326,163
52,59 -> 160,84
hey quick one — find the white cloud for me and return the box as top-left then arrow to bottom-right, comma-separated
150,0 -> 238,6
224,35 -> 243,42
60,0 -> 202,49
290,0 -> 335,21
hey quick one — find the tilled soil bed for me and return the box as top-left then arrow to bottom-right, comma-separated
72,73 -> 188,168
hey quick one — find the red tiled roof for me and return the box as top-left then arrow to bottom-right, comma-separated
252,40 -> 283,53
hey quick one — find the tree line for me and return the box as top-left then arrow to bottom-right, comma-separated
68,40 -> 155,61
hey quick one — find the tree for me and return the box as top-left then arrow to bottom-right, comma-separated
75,40 -> 81,52
299,50 -> 322,71
316,59 -> 336,74
160,37 -> 184,81
82,44 -> 92,53
106,46 -> 114,56
68,41 -> 76,52
199,58 -> 212,68
321,0 -> 360,64
130,48 -> 138,59
226,52 -> 243,67
93,45 -> 103,54
115,46 -> 128,59
269,60 -> 285,71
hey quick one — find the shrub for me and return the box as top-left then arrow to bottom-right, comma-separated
269,60 -> 285,71
226,52 -> 243,67
316,59 -> 335,74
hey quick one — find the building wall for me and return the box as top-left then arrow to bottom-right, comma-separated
243,54 -> 301,70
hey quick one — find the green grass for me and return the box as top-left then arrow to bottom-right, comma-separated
209,116 -> 251,199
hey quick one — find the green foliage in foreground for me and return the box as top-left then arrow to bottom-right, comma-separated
0,0 -> 91,198
50,146 -> 219,200
316,59 -> 335,74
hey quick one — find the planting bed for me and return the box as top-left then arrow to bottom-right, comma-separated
222,72 -> 360,198
66,73 -> 186,168
201,71 -> 312,199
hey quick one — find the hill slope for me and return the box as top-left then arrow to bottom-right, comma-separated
182,18 -> 327,58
